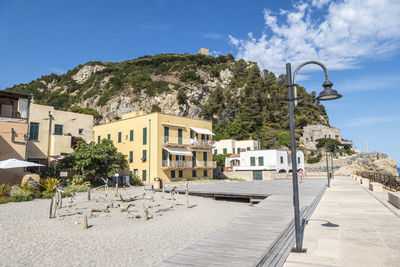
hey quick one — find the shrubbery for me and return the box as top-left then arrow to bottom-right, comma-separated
130,175 -> 144,186
307,154 -> 322,164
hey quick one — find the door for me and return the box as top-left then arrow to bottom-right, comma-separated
253,170 -> 262,180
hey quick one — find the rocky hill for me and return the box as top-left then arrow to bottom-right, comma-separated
5,53 -> 329,148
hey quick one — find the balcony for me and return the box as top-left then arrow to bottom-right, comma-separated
162,160 -> 193,169
161,136 -> 190,146
195,161 -> 217,169
189,138 -> 215,148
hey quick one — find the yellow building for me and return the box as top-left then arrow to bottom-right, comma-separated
93,111 -> 216,182
27,104 -> 94,166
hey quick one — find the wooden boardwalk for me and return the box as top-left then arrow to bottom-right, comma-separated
159,179 -> 327,267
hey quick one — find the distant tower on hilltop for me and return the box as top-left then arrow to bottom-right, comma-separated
198,48 -> 209,56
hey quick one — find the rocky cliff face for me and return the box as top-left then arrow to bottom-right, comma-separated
335,152 -> 398,176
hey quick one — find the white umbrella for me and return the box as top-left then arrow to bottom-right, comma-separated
0,158 -> 45,169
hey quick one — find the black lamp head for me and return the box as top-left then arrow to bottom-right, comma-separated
316,80 -> 342,101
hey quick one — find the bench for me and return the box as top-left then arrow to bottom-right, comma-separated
369,182 -> 383,192
388,192 -> 400,209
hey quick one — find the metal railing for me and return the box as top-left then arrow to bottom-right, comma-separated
356,171 -> 400,191
161,136 -> 190,146
189,138 -> 215,148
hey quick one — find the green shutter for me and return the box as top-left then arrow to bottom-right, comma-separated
280,156 -> 284,164
97,136 -> 101,144
179,170 -> 183,178
130,130 -> 134,141
250,157 -> 256,166
143,128 -> 147,145
142,150 -> 147,161
178,128 -> 182,144
247,147 -> 251,151
129,151 -> 133,162
118,132 -> 122,143
203,152 -> 207,161
142,170 -> 147,181
237,148 -> 240,154
171,170 -> 175,178
214,149 -> 217,155
54,124 -> 63,135
29,122 -> 39,140
258,157 -> 264,166
223,148 -> 227,154
107,134 -> 111,140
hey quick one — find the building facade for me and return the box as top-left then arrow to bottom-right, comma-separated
0,91 -> 31,184
27,104 -> 94,167
214,139 -> 260,155
225,149 -> 304,173
300,124 -> 353,150
93,112 -> 216,183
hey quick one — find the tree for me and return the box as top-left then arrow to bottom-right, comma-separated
58,139 -> 128,180
316,138 -> 341,152
276,131 -> 290,148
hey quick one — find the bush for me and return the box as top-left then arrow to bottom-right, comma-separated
307,154 -> 322,164
40,177 -> 60,192
0,195 -> 33,205
41,191 -> 72,199
63,184 -> 90,194
10,184 -> 40,199
130,175 -> 143,186
0,184 -> 10,196
213,154 -> 232,167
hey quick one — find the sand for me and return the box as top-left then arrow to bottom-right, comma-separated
0,186 -> 249,266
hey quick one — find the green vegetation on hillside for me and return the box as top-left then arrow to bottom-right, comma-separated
4,53 -> 329,149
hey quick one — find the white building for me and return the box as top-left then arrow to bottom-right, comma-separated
225,149 -> 304,173
214,139 -> 260,155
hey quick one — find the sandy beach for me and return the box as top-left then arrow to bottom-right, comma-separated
0,186 -> 249,266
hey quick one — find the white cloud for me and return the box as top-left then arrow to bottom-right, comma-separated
229,0 -> 400,75
343,115 -> 400,127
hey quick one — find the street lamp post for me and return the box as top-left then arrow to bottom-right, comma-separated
325,142 -> 330,188
286,61 -> 341,252
331,149 -> 336,180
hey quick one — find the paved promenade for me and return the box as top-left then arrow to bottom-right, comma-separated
285,176 -> 400,267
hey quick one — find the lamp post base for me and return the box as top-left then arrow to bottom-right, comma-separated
291,247 -> 307,253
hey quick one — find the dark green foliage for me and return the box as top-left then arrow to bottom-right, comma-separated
177,88 -> 187,105
213,154 -> 232,167
114,116 -> 121,120
307,154 -> 322,164
69,106 -> 102,120
276,131 -> 291,147
151,104 -> 161,112
180,71 -> 203,84
130,175 -> 144,186
316,138 -> 341,152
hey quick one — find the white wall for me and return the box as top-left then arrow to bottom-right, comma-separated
214,139 -> 260,155
233,150 -> 288,172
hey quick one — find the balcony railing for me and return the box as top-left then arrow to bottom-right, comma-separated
189,139 -> 215,148
162,160 -> 193,169
161,160 -> 217,169
161,136 -> 190,146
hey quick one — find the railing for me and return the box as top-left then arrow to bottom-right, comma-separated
356,171 -> 400,191
162,160 -> 193,168
189,139 -> 215,148
161,136 -> 190,146
195,161 -> 217,168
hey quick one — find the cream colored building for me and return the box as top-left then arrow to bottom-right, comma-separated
93,111 -> 216,183
214,139 -> 260,155
27,104 -> 94,166
0,91 -> 31,184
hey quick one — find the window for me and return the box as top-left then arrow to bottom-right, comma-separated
107,134 -> 111,140
179,170 -> 183,178
54,124 -> 63,135
118,132 -> 122,143
129,151 -> 133,163
97,136 -> 101,144
142,150 -> 147,161
298,157 -> 301,164
203,170 -> 208,177
237,147 -> 241,154
190,130 -> 194,139
258,157 -> 264,166
134,169 -> 138,176
250,157 -> 256,166
130,130 -> 134,141
203,152 -> 207,161
143,127 -> 147,145
29,122 -> 39,140
129,170 -> 132,176
223,148 -> 227,154
178,128 -> 183,144
164,127 -> 169,142
142,170 -> 147,181
192,170 -> 196,178
280,156 -> 284,164
79,128 -> 84,135
171,170 -> 176,178
214,149 -> 217,155
247,147 -> 251,151
192,151 -> 196,167
162,150 -> 168,161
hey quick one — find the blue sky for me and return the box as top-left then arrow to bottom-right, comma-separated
1,0 -> 400,164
